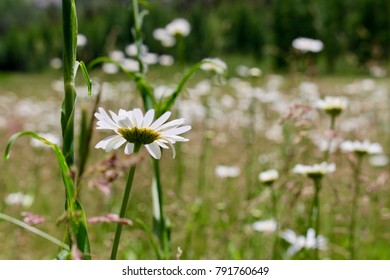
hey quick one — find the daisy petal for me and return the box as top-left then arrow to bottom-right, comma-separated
145,142 -> 161,159
124,142 -> 134,155
142,109 -> 155,128
149,111 -> 171,130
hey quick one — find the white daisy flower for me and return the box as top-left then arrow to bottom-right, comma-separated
340,140 -> 383,156
258,169 -> 279,185
215,165 -> 241,178
292,37 -> 324,53
95,107 -> 191,159
292,162 -> 335,179
280,228 -> 327,257
316,96 -> 348,117
252,219 -> 278,234
201,58 -> 227,75
166,18 -> 191,37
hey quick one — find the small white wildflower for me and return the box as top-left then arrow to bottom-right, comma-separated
369,154 -> 389,167
280,228 -> 327,257
201,58 -> 227,75
340,140 -> 383,156
125,43 -> 149,57
252,219 -> 278,234
159,55 -> 174,66
30,132 -> 61,149
102,63 -> 119,74
316,96 -> 348,117
95,108 -> 191,159
258,169 -> 279,185
49,57 -> 62,69
77,34 -> 88,47
153,28 -> 176,47
248,67 -> 262,77
215,165 -> 240,178
292,37 -> 324,53
166,18 -> 191,37
5,192 -> 34,207
292,162 -> 335,179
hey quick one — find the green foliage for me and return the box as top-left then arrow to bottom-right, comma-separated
1,0 -> 389,73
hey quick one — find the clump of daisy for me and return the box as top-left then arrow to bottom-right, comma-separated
95,107 -> 191,159
293,162 -> 334,259
259,169 -> 279,186
340,139 -> 383,259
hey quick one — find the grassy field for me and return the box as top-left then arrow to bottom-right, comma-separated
0,65 -> 389,260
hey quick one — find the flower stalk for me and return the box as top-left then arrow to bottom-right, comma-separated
349,154 -> 363,260
111,143 -> 141,260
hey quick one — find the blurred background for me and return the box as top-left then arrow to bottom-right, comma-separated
1,0 -> 389,74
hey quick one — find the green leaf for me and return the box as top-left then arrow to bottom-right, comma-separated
0,212 -> 70,251
89,56 -> 157,110
160,61 -> 205,113
77,61 -> 92,96
135,219 -> 162,260
4,131 -> 91,258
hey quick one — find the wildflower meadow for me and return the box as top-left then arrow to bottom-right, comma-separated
0,0 -> 389,261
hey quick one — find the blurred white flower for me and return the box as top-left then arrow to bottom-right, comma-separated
166,18 -> 191,37
292,162 -> 335,179
248,67 -> 262,77
122,58 -> 140,72
369,154 -> 389,167
109,50 -> 125,62
340,140 -> 383,155
215,165 -> 241,178
252,219 -> 278,234
153,85 -> 174,100
77,34 -> 87,47
125,43 -> 149,57
292,37 -> 324,53
159,55 -> 174,66
280,228 -> 327,257
102,63 -> 119,74
201,58 -> 227,75
30,132 -> 61,149
142,53 -> 159,65
95,108 -> 191,159
49,57 -> 62,69
5,192 -> 34,207
316,96 -> 348,117
153,28 -> 176,47
258,169 -> 279,185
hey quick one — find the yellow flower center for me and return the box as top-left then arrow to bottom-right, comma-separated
117,127 -> 161,144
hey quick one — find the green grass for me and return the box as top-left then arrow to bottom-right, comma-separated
0,66 -> 389,259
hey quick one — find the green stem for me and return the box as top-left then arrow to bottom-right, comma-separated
270,186 -> 279,259
110,144 -> 141,260
153,159 -> 170,259
349,154 -> 363,260
323,115 -> 336,162
313,178 -> 321,260
61,0 -> 77,167
132,0 -> 146,74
